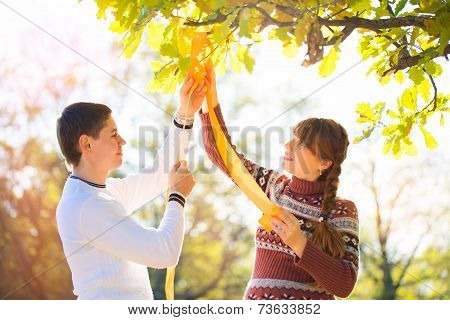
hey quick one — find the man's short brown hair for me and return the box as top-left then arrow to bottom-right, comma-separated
56,102 -> 112,168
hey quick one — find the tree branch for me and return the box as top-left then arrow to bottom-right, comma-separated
393,226 -> 430,292
182,11 -> 233,26
382,44 -> 450,76
250,5 -> 293,27
318,15 -> 429,30
415,71 -> 439,115
321,25 -> 355,46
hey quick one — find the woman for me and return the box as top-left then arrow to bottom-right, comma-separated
200,62 -> 359,300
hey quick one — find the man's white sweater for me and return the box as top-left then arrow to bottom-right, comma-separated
56,117 -> 192,299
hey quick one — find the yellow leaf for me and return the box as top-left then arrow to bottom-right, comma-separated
150,60 -> 166,73
379,74 -> 391,85
282,39 -> 299,58
294,14 -> 312,46
318,45 -> 340,77
419,125 -> 438,149
122,30 -> 143,58
418,78 -> 431,101
110,20 -> 126,34
275,9 -> 294,23
230,44 -> 244,73
238,46 -> 255,73
394,71 -> 404,84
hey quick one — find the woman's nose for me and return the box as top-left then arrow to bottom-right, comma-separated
284,139 -> 292,150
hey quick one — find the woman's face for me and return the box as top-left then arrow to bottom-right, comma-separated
282,137 -> 332,181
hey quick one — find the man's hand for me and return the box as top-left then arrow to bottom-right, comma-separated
168,160 -> 196,198
178,74 -> 207,118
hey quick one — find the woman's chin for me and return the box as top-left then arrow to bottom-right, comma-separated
282,161 -> 293,174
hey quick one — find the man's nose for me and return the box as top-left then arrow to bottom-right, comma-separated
119,135 -> 126,146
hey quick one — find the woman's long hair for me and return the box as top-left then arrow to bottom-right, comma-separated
293,118 -> 350,259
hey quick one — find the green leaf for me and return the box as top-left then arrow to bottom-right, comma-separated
274,27 -> 291,42
196,0 -> 226,13
408,66 -> 425,84
347,0 -> 372,13
423,61 -> 443,77
211,24 -> 231,43
160,42 -> 179,58
238,8 -> 251,38
419,125 -> 438,149
394,0 -> 408,16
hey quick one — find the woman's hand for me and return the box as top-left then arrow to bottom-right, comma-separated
178,74 -> 207,118
202,59 -> 219,114
270,210 -> 307,258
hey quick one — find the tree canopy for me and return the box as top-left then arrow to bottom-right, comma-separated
90,0 -> 449,157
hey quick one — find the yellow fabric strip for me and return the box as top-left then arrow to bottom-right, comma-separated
165,32 -> 282,300
193,32 -> 281,229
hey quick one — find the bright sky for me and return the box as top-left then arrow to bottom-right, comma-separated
1,0 -> 449,255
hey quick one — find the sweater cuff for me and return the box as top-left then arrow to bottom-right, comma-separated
168,192 -> 186,208
199,103 -> 220,121
174,111 -> 194,129
293,238 -> 326,270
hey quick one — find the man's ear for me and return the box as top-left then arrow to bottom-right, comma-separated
78,135 -> 91,153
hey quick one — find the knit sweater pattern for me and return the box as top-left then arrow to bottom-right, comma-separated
200,105 -> 360,300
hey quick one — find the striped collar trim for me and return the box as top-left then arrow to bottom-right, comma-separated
69,175 -> 106,188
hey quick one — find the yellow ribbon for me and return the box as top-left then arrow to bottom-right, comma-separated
191,33 -> 282,228
164,32 -> 281,300
164,189 -> 176,300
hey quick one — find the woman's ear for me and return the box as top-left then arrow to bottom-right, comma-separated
322,160 -> 333,171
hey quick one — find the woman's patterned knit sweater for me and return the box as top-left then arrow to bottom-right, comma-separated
200,105 -> 360,300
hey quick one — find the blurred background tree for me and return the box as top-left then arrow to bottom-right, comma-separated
347,155 -> 449,299
0,49 -> 81,299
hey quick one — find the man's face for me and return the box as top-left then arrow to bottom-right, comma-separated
89,116 -> 126,171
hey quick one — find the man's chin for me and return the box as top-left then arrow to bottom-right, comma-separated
111,160 -> 122,170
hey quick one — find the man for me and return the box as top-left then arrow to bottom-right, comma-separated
55,75 -> 207,299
